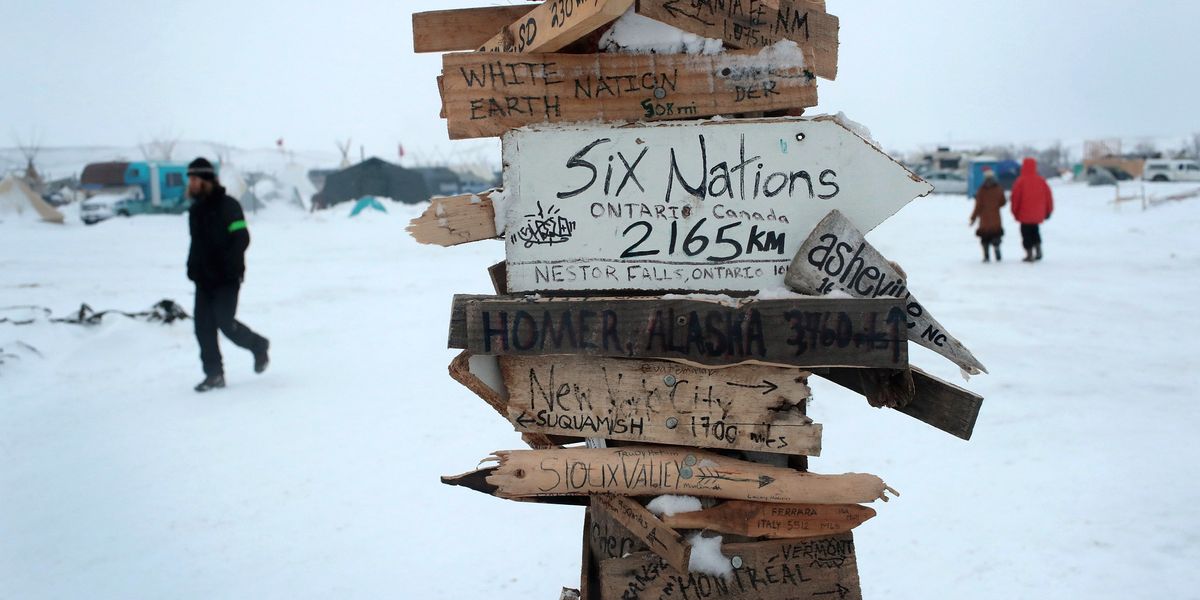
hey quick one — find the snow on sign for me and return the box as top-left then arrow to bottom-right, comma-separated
501,116 -> 932,293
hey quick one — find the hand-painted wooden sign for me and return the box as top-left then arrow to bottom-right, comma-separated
787,210 -> 988,375
448,295 -> 909,369
819,365 -> 984,441
440,48 -> 815,139
480,446 -> 897,503
636,0 -> 840,80
412,6 -> 535,53
660,500 -> 875,539
499,355 -> 821,455
500,117 -> 932,292
592,494 -> 691,574
407,191 -> 500,246
477,0 -> 634,53
588,496 -> 648,561
599,533 -> 862,600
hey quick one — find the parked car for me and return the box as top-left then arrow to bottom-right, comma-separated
1143,159 -> 1200,182
80,187 -> 143,225
924,170 -> 968,195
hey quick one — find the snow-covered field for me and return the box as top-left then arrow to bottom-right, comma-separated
2,182 -> 1199,599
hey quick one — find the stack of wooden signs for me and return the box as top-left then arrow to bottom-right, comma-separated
409,2 -> 986,598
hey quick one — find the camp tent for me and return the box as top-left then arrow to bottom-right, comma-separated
313,157 -> 429,208
0,175 -> 64,223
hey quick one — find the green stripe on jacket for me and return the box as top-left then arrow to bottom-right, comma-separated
228,220 -> 247,233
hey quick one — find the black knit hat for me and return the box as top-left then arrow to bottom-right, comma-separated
187,157 -> 217,182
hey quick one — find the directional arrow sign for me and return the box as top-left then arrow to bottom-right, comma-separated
501,116 -> 932,293
481,446 -> 896,504
786,210 -> 988,375
498,355 -> 820,455
599,533 -> 862,600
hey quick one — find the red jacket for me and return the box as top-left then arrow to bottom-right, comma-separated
1011,157 -> 1053,225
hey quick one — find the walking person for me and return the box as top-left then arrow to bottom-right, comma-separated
970,168 -> 1006,262
186,157 -> 270,392
1010,157 -> 1053,262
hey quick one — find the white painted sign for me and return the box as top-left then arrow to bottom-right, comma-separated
786,210 -> 988,375
501,116 -> 932,293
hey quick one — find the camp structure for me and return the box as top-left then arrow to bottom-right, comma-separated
0,175 -> 64,224
311,157 -> 429,209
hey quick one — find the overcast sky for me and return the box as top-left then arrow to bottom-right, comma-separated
4,0 -> 1198,159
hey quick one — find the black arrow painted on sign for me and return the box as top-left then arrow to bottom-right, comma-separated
660,0 -> 715,27
726,380 -> 779,395
515,412 -> 534,428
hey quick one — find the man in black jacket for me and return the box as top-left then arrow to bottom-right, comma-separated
186,157 -> 269,392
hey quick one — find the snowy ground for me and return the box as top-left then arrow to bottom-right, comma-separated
2,181 -> 1199,599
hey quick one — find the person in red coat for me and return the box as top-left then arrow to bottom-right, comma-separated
1010,157 -> 1053,262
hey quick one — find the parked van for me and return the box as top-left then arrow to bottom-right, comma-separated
79,161 -> 197,224
1142,159 -> 1200,182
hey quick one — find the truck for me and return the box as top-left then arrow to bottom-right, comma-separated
79,161 -> 198,224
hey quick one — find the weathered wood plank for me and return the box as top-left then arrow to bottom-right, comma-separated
660,500 -> 875,539
441,466 -> 592,506
635,0 -> 840,80
787,209 -> 987,374
449,294 -> 908,369
406,191 -> 500,246
448,351 -> 563,449
500,117 -> 932,293
500,355 -> 821,455
599,533 -> 861,600
412,6 -> 536,53
482,446 -> 897,503
478,0 -> 635,53
818,365 -> 983,440
593,494 -> 691,574
440,49 -> 815,139
589,499 -> 649,561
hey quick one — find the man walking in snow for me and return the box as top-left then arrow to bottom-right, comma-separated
1010,157 -> 1054,262
186,157 -> 270,392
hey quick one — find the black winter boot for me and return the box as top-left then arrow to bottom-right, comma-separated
195,374 -> 225,392
994,243 -> 1002,262
982,243 -> 990,263
254,339 -> 270,374
1034,244 -> 1043,261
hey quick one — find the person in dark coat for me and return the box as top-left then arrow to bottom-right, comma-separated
1010,157 -> 1054,262
970,169 -> 1007,262
186,157 -> 269,392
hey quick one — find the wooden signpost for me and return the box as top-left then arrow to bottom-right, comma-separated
659,500 -> 876,539
500,355 -> 820,455
500,117 -> 932,292
636,0 -> 841,80
481,446 -> 896,503
477,0 -> 635,53
787,209 -> 988,374
449,294 -> 908,369
410,3 -> 988,596
440,48 -> 816,139
600,534 -> 862,600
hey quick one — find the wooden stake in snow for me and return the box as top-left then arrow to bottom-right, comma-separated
480,446 -> 897,504
786,210 -> 988,375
